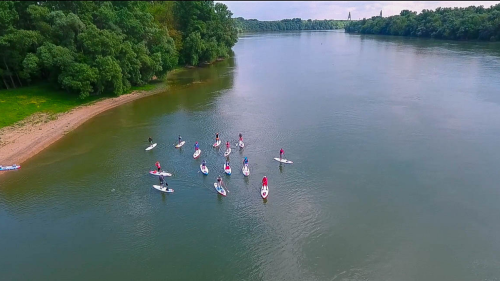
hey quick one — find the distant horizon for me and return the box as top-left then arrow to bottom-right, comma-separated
218,1 -> 500,21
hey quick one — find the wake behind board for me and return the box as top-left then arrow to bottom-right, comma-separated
200,164 -> 209,175
0,164 -> 21,171
224,148 -> 231,157
152,185 -> 174,193
175,141 -> 186,148
214,182 -> 227,196
274,158 -> 293,164
193,149 -> 201,159
145,143 -> 157,151
150,171 -> 172,177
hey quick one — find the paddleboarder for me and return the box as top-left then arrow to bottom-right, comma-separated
178,135 -> 182,144
239,133 -> 243,142
262,176 -> 268,186
243,157 -> 249,166
216,133 -> 219,143
195,141 -> 199,151
226,141 -> 230,150
155,161 -> 161,172
202,160 -> 207,168
280,148 -> 284,161
159,174 -> 168,188
148,136 -> 153,145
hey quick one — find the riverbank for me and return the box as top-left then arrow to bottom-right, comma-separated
0,81 -> 169,166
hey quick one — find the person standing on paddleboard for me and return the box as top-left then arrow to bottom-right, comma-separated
226,141 -> 230,150
155,161 -> 161,172
195,142 -> 199,151
159,175 -> 168,188
280,148 -> 284,161
149,137 -> 153,145
216,133 -> 219,143
217,175 -> 224,187
202,160 -> 207,168
243,157 -> 249,166
225,160 -> 230,169
178,135 -> 182,144
262,176 -> 268,186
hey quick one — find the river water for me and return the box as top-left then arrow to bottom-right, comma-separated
2,31 -> 500,281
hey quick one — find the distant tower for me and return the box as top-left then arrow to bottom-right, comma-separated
380,10 -> 382,17
348,12 -> 351,20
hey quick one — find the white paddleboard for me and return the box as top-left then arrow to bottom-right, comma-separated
193,149 -> 201,159
224,148 -> 231,157
242,164 -> 250,176
213,140 -> 221,147
214,182 -> 227,196
0,164 -> 21,171
200,164 -> 209,175
238,140 -> 244,148
224,164 -> 231,175
175,141 -> 186,148
261,185 -> 269,199
149,170 -> 172,177
145,143 -> 157,151
274,157 -> 293,164
152,185 -> 174,193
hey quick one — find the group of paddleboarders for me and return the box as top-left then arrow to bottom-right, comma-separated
147,132 -> 287,195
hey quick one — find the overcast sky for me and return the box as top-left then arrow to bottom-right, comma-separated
217,1 -> 500,21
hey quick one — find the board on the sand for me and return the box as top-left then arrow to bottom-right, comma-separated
214,182 -> 227,196
175,141 -> 186,148
0,164 -> 21,171
224,164 -> 231,175
224,148 -> 231,157
193,149 -> 201,159
145,143 -> 157,151
242,164 -> 250,176
238,141 -> 244,148
213,140 -> 221,147
261,185 -> 269,199
149,171 -> 172,177
274,157 -> 293,164
200,164 -> 209,175
152,185 -> 174,193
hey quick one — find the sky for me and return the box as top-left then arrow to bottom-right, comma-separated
217,1 -> 500,21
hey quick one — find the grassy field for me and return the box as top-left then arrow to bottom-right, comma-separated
0,82 -> 161,129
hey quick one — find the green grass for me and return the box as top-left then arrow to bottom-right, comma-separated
0,81 -> 163,129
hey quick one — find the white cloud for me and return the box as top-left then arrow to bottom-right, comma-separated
217,1 -> 500,20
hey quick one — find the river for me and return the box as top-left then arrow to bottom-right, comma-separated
2,30 -> 500,280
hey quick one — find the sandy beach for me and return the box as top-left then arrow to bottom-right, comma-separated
0,89 -> 163,166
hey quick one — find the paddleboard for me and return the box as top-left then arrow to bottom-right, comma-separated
200,164 -> 209,175
214,182 -> 227,196
213,140 -> 221,147
145,143 -> 157,151
224,164 -> 231,175
193,149 -> 201,159
242,164 -> 250,176
175,141 -> 186,148
152,185 -> 174,193
261,185 -> 269,199
238,140 -> 245,148
224,148 -> 231,157
149,170 -> 172,177
0,164 -> 21,171
274,157 -> 293,164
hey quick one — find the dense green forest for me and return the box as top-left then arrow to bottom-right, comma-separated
345,4 -> 500,41
234,17 -> 348,32
0,1 -> 238,98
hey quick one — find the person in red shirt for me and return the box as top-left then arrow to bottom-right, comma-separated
279,148 -> 284,160
226,141 -> 230,149
262,176 -> 268,186
239,133 -> 243,141
155,161 -> 161,172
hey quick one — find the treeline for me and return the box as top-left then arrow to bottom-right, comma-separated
345,4 -> 500,41
0,1 -> 238,98
233,17 -> 347,32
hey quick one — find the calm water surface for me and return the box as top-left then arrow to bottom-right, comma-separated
2,31 -> 500,281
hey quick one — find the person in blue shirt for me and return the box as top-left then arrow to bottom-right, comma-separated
243,157 -> 249,166
202,160 -> 207,167
195,141 -> 199,150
